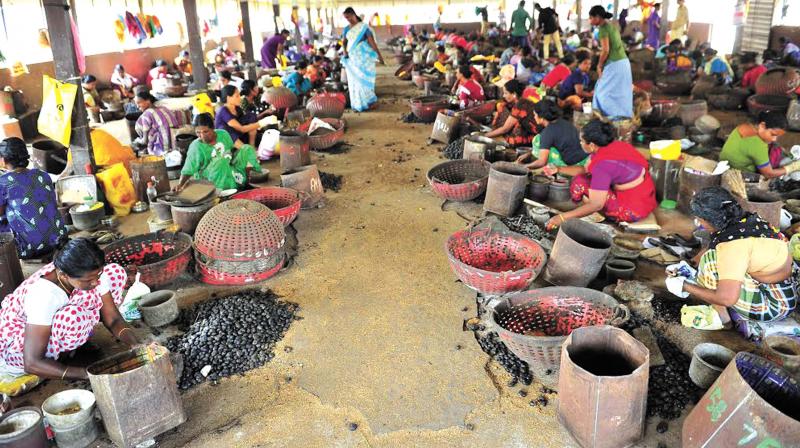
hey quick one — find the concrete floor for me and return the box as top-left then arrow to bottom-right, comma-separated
16,64 -> 785,448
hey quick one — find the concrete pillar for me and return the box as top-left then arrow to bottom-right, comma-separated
240,0 -> 257,80
576,0 -> 582,31
306,0 -> 314,43
42,0 -> 94,174
182,0 -> 209,90
273,0 -> 280,34
660,0 -> 670,41
614,0 -> 619,16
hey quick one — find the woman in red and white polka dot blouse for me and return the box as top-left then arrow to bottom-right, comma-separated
0,238 -> 139,383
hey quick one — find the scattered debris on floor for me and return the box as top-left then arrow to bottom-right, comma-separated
474,331 -> 533,385
318,171 -> 343,192
399,112 -> 427,124
443,136 -> 467,160
165,290 -> 299,390
500,215 -> 550,241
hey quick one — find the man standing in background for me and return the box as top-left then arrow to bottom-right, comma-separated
509,1 -> 533,48
535,3 -> 563,59
671,0 -> 689,42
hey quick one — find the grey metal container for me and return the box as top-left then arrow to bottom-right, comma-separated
543,219 -> 612,287
87,344 -> 185,448
483,161 -> 529,216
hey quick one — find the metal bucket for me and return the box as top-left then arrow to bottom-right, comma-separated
278,130 -> 311,173
174,133 -> 196,156
543,219 -> 612,287
742,188 -> 783,229
463,135 -> 495,161
430,110 -> 460,144
280,164 -> 324,209
170,200 -> 216,235
130,157 -> 170,202
689,343 -> 736,389
558,325 -> 649,448
678,170 -> 721,214
0,407 -> 48,448
87,344 -> 185,448
548,179 -> 571,202
484,161 -> 529,216
41,389 -> 98,448
31,140 -> 68,175
0,233 -> 23,300
648,158 -> 681,203
762,336 -> 800,379
682,352 -> 800,448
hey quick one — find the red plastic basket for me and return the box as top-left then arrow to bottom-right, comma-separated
231,187 -> 302,227
460,100 -> 497,120
307,93 -> 346,119
409,95 -> 450,123
196,256 -> 285,285
445,228 -> 547,294
103,232 -> 193,289
427,159 -> 490,202
296,118 -> 346,150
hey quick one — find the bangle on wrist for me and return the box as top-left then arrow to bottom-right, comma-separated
61,366 -> 69,380
559,214 -> 566,223
117,327 -> 131,339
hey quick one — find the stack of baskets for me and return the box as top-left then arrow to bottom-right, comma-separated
193,200 -> 286,285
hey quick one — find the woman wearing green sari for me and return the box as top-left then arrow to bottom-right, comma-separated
175,113 -> 262,191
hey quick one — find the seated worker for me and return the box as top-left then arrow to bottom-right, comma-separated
558,54 -> 593,110
174,50 -> 193,78
436,45 -> 451,66
133,91 -> 186,156
177,113 -> 262,191
544,119 -> 656,229
540,53 -> 576,91
240,80 -> 274,122
454,65 -> 485,109
215,85 -> 265,146
701,48 -> 734,85
282,61 -> 312,99
669,187 -> 797,341
516,99 -> 588,170
146,59 -> 170,88
0,239 -> 138,391
739,53 -> 767,91
485,80 -> 538,147
214,71 -> 233,103
719,111 -> 795,179
779,37 -> 800,66
665,44 -> 693,73
306,56 -> 327,88
0,138 -> 67,260
110,65 -> 138,99
500,43 -> 521,66
81,75 -> 102,123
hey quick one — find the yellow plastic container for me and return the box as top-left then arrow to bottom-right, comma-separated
649,140 -> 681,160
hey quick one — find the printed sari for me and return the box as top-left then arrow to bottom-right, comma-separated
342,22 -> 378,112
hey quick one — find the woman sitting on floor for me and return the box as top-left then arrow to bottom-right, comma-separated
134,91 -> 186,156
557,54 -> 594,111
719,111 -> 796,179
668,187 -> 798,341
485,80 -> 538,147
515,99 -> 588,170
0,138 -> 67,260
544,119 -> 656,229
0,239 -> 138,395
454,64 -> 485,109
176,113 -> 262,192
215,85 -> 262,146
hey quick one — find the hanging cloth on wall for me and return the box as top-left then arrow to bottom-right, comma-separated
114,17 -> 126,43
150,15 -> 162,34
139,14 -> 153,38
70,15 -> 85,74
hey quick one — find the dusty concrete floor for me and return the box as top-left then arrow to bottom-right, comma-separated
17,63 -> 789,448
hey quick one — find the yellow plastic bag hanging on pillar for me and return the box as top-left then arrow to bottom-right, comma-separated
37,75 -> 78,147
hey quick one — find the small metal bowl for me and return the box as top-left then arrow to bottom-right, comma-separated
132,201 -> 149,213
100,216 -> 119,228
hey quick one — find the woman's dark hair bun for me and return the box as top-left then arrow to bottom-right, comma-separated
581,119 -> 616,147
54,238 -> 105,278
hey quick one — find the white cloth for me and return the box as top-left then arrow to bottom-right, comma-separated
665,276 -> 690,298
22,279 -> 68,326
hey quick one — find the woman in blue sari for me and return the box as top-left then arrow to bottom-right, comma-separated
342,7 -> 385,112
589,5 -> 633,119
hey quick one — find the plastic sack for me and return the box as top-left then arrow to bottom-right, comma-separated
95,162 -> 136,216
164,149 -> 182,168
791,234 -> 800,261
192,93 -> 215,118
680,305 -> 724,330
258,129 -> 280,160
90,129 -> 136,167
0,373 -> 42,397
120,272 -> 150,321
37,75 -> 78,147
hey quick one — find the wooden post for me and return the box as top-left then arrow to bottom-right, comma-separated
240,0 -> 257,80
42,0 -> 94,174
306,0 -> 314,43
273,0 -> 280,34
575,0 -> 582,31
182,0 -> 209,90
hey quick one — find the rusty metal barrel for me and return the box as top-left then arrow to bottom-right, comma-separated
678,170 -> 721,214
543,219 -> 612,287
742,188 -> 783,229
87,344 -> 185,448
484,161 -> 529,216
279,130 -> 311,173
31,140 -> 68,175
280,164 -> 324,209
129,156 -> 170,202
558,325 -> 649,448
683,352 -> 800,448
0,233 -> 24,300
